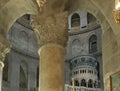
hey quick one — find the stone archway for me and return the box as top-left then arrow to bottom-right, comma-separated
0,1 -> 40,91
69,1 -> 118,91
0,0 -> 39,37
0,1 -> 120,91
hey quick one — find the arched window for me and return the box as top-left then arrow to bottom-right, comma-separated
75,80 -> 79,86
94,81 -> 98,88
89,35 -> 97,53
88,79 -> 93,88
71,13 -> 80,27
87,13 -> 96,24
81,79 -> 86,87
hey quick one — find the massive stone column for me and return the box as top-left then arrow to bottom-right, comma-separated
0,35 -> 11,91
32,12 -> 68,91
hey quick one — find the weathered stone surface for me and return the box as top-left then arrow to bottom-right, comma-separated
38,43 -> 65,91
0,0 -> 9,8
1,0 -> 120,91
32,12 -> 68,47
0,0 -> 38,36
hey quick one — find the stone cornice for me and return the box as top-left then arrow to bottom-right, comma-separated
69,24 -> 101,36
32,12 -> 68,47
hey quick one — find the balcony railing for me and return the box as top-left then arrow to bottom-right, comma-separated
18,84 -> 102,91
65,84 -> 102,91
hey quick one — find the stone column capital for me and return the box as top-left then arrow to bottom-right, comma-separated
32,11 -> 69,47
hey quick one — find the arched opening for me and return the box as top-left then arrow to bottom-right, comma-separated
5,14 -> 39,91
71,13 -> 80,27
0,1 -> 117,91
87,13 -> 96,24
74,80 -> 79,86
89,35 -> 97,53
81,79 -> 86,87
66,11 -> 104,91
17,14 -> 31,26
88,79 -> 93,88
94,81 -> 98,88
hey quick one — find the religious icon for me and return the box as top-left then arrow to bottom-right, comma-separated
110,71 -> 120,91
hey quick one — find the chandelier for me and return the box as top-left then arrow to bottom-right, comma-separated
114,0 -> 120,23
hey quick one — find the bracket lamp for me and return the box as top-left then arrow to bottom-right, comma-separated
114,0 -> 120,23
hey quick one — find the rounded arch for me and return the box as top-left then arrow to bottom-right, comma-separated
88,79 -> 93,88
94,80 -> 98,88
0,0 -> 38,37
68,12 -> 80,29
87,12 -> 96,23
72,39 -> 80,45
69,0 -> 114,35
81,79 -> 86,87
71,13 -> 80,27
89,34 -> 97,53
74,80 -> 79,86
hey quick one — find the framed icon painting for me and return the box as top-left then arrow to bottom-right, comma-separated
110,71 -> 120,91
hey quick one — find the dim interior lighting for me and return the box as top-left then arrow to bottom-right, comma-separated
114,0 -> 120,23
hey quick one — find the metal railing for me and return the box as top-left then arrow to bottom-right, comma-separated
65,84 -> 102,91
19,84 -> 102,91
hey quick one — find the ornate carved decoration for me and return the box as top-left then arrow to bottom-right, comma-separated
0,35 -> 11,62
32,12 -> 68,47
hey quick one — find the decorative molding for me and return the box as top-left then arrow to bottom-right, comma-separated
32,12 -> 69,47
